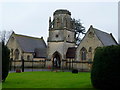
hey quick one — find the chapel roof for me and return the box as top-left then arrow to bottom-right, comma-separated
13,33 -> 47,58
93,27 -> 118,46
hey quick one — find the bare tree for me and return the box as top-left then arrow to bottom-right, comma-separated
0,30 -> 13,44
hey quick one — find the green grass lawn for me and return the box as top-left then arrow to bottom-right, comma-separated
2,71 -> 94,88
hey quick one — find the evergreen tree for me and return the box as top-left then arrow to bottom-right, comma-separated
2,41 -> 10,82
91,45 -> 120,89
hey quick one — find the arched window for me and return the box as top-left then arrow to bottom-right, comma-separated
11,49 -> 13,57
27,55 -> 30,61
80,47 -> 87,61
14,49 -> 19,60
88,32 -> 94,38
56,18 -> 60,27
64,18 -> 67,27
89,47 -> 92,52
88,47 -> 92,61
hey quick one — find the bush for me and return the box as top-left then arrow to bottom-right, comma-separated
91,45 -> 120,89
2,42 -> 10,82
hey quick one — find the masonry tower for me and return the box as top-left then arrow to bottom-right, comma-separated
47,9 -> 76,69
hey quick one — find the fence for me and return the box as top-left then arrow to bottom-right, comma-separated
9,59 -> 46,72
9,59 -> 93,72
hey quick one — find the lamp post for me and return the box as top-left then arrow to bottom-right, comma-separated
82,60 -> 83,72
21,56 -> 24,72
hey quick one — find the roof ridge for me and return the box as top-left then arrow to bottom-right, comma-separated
93,28 -> 110,35
14,33 -> 43,40
93,28 -> 117,46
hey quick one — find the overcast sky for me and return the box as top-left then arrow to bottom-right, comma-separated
0,0 -> 119,43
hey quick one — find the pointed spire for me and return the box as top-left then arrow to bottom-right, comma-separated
11,31 -> 15,35
49,17 -> 52,29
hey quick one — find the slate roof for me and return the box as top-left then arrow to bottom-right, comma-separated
14,34 -> 47,58
66,47 -> 77,59
94,28 -> 118,46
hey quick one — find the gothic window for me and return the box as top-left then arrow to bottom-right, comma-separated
89,47 -> 92,52
56,18 -> 60,27
66,19 -> 67,27
71,21 -> 75,29
27,55 -> 30,61
88,32 -> 94,38
88,47 -> 92,61
11,37 -> 14,41
14,49 -> 19,60
64,18 -> 67,27
80,47 -> 87,61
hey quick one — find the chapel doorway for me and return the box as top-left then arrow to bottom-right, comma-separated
52,52 -> 61,68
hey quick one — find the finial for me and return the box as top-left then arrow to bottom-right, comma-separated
49,17 -> 51,22
41,37 -> 43,39
90,25 -> 93,28
49,17 -> 52,29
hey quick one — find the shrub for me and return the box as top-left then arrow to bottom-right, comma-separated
2,42 -> 10,82
91,45 -> 120,89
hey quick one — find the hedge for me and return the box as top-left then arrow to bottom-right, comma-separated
2,42 -> 10,82
91,45 -> 120,89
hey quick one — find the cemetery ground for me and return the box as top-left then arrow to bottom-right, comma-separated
2,71 -> 94,88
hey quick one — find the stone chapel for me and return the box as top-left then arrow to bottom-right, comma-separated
46,9 -> 118,71
7,9 -> 118,71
